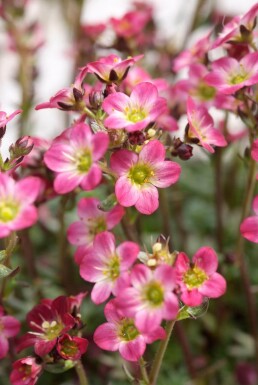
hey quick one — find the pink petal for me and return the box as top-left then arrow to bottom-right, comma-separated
130,82 -> 158,111
130,264 -> 152,288
77,197 -> 99,219
253,196 -> 258,215
104,299 -> 123,323
80,257 -> 105,282
199,272 -> 226,298
115,176 -> 140,207
152,161 -> 181,188
251,140 -> 258,162
54,172 -> 81,194
44,144 -> 75,172
92,132 -> 109,160
143,326 -> 166,343
94,231 -> 116,258
193,247 -> 218,275
154,264 -> 176,290
11,206 -> 38,231
106,205 -> 125,228
110,149 -> 138,176
16,177 -> 41,205
139,140 -> 165,164
94,323 -> 120,351
134,184 -> 159,215
67,221 -> 89,246
175,252 -> 190,275
119,337 -> 146,362
104,113 -> 129,129
35,339 -> 57,357
181,289 -> 203,307
1,316 -> 20,337
70,123 -> 92,148
91,281 -> 112,304
240,216 -> 258,243
0,335 -> 9,359
117,241 -> 139,270
162,292 -> 179,320
135,309 -> 162,333
102,92 -> 130,114
80,164 -> 102,190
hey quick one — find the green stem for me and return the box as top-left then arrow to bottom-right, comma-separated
75,360 -> 89,385
139,357 -> 149,384
149,320 -> 176,385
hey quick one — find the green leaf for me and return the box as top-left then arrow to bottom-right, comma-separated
0,250 -> 6,262
0,264 -> 20,279
44,359 -> 75,373
98,193 -> 117,211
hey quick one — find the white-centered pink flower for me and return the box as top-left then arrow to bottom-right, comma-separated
67,197 -> 125,246
174,247 -> 226,307
187,97 -> 227,153
80,231 -> 139,304
205,52 -> 258,95
0,109 -> 22,128
0,306 -> 20,359
102,82 -> 167,132
116,264 -> 179,333
0,174 -> 41,238
94,299 -> 165,362
110,140 -> 181,215
240,195 -> 258,243
44,123 -> 109,194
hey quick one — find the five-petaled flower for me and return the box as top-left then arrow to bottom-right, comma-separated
10,356 -> 42,385
0,306 -> 20,359
110,139 -> 181,214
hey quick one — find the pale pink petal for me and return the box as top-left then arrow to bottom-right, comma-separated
117,241 -> 140,270
44,144 -> 75,172
193,247 -> 218,275
115,176 -> 140,207
241,52 -> 258,74
1,316 -> 20,337
70,123 -> 92,148
91,281 -> 112,304
199,273 -> 226,298
139,140 -> 165,164
110,149 -> 138,175
16,177 -> 41,205
54,172 -> 81,194
80,164 -> 102,190
181,289 -> 203,307
104,113 -> 129,129
0,335 -> 9,359
130,264 -> 152,288
94,323 -> 120,351
135,309 -> 162,333
240,216 -> 258,243
119,337 -> 146,362
102,92 -> 130,114
92,132 -> 109,160
162,292 -> 179,320
130,82 -> 158,111
80,257 -> 105,282
151,161 -> 181,188
148,98 -> 168,121
175,253 -> 190,275
124,118 -> 151,132
106,205 -> 125,228
67,221 -> 89,246
77,197 -> 99,219
0,225 -> 11,238
11,206 -> 38,231
94,231 -> 116,258
154,265 -> 176,290
135,184 -> 159,215
116,288 -> 141,317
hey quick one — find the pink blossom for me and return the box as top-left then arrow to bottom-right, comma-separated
17,296 -> 75,356
0,306 -> 20,359
240,196 -> 258,243
85,54 -> 143,84
174,247 -> 227,307
81,23 -> 106,40
122,66 -> 169,94
186,97 -> 227,153
80,231 -> 139,304
0,174 -> 41,238
94,299 -> 165,362
10,356 -> 42,385
57,334 -> 88,360
103,82 -> 167,132
110,10 -> 150,39
205,52 -> 258,95
67,197 -> 124,246
0,109 -> 22,128
110,140 -> 181,214
44,123 -> 109,194
116,264 -> 179,333
251,139 -> 258,162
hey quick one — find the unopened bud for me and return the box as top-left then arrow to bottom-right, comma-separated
89,91 -> 104,109
128,131 -> 146,145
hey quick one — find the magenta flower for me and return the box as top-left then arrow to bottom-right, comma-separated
251,139 -> 258,162
10,357 -> 42,385
110,139 -> 181,215
110,10 -> 150,39
0,109 -> 22,128
67,197 -> 124,246
0,306 -> 20,359
102,82 -> 167,132
0,174 -> 41,238
174,247 -> 226,307
187,97 -> 227,153
80,231 -> 139,304
240,196 -> 258,243
44,123 -> 109,194
205,52 -> 258,95
57,334 -> 88,360
116,264 -> 179,333
18,296 -> 75,357
94,299 -> 165,362
85,54 -> 143,84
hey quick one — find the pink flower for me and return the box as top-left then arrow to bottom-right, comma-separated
0,109 -> 22,128
0,174 -> 41,238
251,139 -> 258,162
67,197 -> 124,246
110,139 -> 181,215
80,231 -> 139,304
205,52 -> 258,95
57,334 -> 88,360
10,357 -> 42,385
174,247 -> 227,307
18,296 -> 75,356
0,306 -> 20,359
116,264 -> 179,333
240,196 -> 258,243
85,54 -> 143,84
102,82 -> 167,132
94,299 -> 165,362
186,97 -> 227,153
44,123 -> 109,194
110,10 -> 150,39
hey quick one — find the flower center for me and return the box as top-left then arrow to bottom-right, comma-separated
129,164 -> 153,185
119,319 -> 139,341
19,364 -> 31,378
145,281 -> 164,306
126,107 -> 147,123
183,266 -> 207,290
229,66 -> 249,85
88,216 -> 107,236
60,339 -> 78,357
42,320 -> 63,340
0,201 -> 19,223
106,255 -> 120,280
195,82 -> 216,101
76,150 -> 92,173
